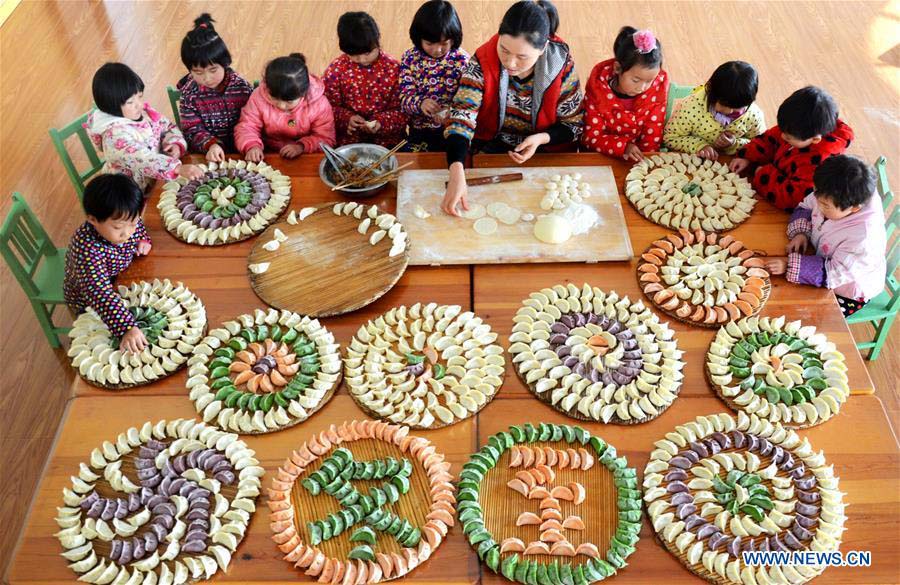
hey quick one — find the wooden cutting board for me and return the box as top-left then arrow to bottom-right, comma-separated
247,202 -> 409,317
396,166 -> 632,265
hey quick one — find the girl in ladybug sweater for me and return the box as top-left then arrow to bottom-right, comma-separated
582,26 -> 667,161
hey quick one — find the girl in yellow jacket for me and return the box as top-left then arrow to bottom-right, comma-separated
663,61 -> 765,160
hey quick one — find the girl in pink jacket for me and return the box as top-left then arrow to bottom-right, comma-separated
235,53 -> 336,161
765,155 -> 887,317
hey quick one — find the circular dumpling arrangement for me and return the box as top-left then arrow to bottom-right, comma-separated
56,418 -> 263,585
460,423 -> 641,584
158,159 -> 291,245
187,308 -> 341,434
707,316 -> 850,428
644,412 -> 846,585
268,419 -> 455,583
346,303 -> 504,429
509,284 -> 684,424
638,229 -> 770,326
625,152 -> 756,232
67,279 -> 206,389
333,201 -> 409,258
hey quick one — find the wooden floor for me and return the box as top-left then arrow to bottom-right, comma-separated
0,0 -> 897,577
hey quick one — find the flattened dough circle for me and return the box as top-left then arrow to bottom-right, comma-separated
460,203 -> 487,220
473,217 -> 498,236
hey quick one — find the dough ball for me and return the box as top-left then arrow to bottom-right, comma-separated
573,172 -> 583,181
414,205 -> 431,219
550,174 -> 561,182
545,182 -> 558,190
461,204 -> 486,220
540,197 -> 554,211
473,217 -> 498,236
533,215 -> 572,244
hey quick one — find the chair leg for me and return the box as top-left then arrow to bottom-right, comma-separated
30,299 -> 62,349
866,314 -> 896,360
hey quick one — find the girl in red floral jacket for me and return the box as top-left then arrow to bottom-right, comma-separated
582,26 -> 668,161
323,12 -> 407,147
729,86 -> 854,211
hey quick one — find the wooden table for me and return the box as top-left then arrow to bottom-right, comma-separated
472,154 -> 875,397
7,395 -> 898,584
11,152 -> 896,584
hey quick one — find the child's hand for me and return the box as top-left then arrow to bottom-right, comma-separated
697,145 -> 719,160
729,157 -> 750,173
786,234 -> 809,255
421,98 -> 441,117
348,115 -> 368,133
764,256 -> 788,276
206,143 -> 225,163
178,164 -> 204,181
245,147 -> 264,163
714,131 -> 736,149
120,327 -> 148,354
508,133 -> 548,164
136,240 -> 152,256
441,164 -> 469,216
163,144 -> 183,158
279,144 -> 304,159
623,143 -> 644,162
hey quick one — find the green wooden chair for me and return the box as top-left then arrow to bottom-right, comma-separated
845,156 -> 899,360
665,81 -> 696,124
167,79 -> 259,127
167,85 -> 183,127
0,193 -> 71,348
48,111 -> 104,201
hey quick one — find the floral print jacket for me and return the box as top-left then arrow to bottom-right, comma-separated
86,104 -> 187,191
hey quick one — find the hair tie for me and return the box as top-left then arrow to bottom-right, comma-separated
632,29 -> 656,54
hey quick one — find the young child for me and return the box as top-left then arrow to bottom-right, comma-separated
234,53 -> 335,162
399,0 -> 468,152
64,174 -> 153,353
663,61 -> 765,160
176,13 -> 253,161
323,12 -> 408,147
730,86 -> 854,210
582,26 -> 667,161
87,62 -> 203,191
764,155 -> 886,317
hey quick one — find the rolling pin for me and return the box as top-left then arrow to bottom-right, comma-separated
444,172 -> 524,187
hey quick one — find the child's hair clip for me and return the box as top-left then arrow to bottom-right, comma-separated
632,29 -> 656,54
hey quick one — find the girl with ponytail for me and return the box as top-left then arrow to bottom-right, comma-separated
177,13 -> 253,161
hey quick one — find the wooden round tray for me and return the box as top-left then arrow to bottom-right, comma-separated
635,235 -> 771,329
459,424 -> 642,583
247,202 -> 409,318
645,415 -> 834,585
57,420 -> 260,583
268,421 -> 455,582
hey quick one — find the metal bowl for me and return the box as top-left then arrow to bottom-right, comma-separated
318,143 -> 398,197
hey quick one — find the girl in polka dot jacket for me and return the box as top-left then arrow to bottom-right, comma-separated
582,27 -> 667,161
663,61 -> 766,160
323,12 -> 407,148
64,174 -> 153,354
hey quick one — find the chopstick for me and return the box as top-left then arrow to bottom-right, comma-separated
331,161 -> 413,190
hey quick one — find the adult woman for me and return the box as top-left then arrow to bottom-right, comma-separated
441,0 -> 583,215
